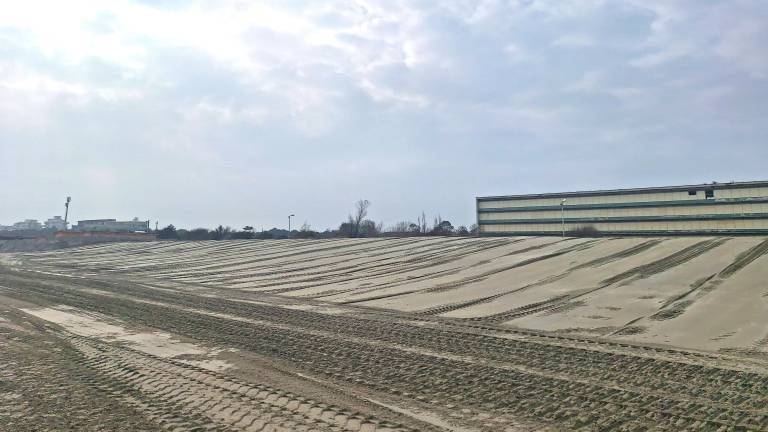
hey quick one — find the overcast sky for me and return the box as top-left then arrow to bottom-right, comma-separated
1,0 -> 766,230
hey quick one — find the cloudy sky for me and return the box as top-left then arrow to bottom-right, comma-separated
1,0 -> 766,230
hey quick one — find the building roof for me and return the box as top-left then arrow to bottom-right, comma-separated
476,180 -> 768,202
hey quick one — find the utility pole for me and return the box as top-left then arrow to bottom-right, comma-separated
288,214 -> 295,233
63,196 -> 71,230
560,198 -> 567,238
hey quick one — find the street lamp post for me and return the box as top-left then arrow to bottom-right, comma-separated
288,214 -> 295,233
560,198 -> 567,238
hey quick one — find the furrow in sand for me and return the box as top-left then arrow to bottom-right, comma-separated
570,239 -> 665,270
600,238 -> 729,286
421,239 -> 604,294
718,238 -> 768,279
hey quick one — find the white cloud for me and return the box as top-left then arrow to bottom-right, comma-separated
0,61 -> 142,128
83,166 -> 118,189
551,34 -> 594,47
715,19 -> 768,79
625,0 -> 768,76
629,45 -> 691,68
358,79 -> 429,108
566,70 -> 603,92
504,43 -> 539,63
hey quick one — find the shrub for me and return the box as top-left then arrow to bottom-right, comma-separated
568,225 -> 602,237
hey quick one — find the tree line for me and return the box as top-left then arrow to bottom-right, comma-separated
157,199 -> 478,240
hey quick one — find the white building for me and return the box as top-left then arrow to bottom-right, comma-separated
44,216 -> 66,231
12,219 -> 43,231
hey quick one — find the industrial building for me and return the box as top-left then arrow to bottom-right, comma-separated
477,180 -> 768,236
75,217 -> 150,232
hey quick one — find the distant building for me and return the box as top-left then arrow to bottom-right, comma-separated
477,180 -> 768,236
44,216 -> 66,231
75,217 -> 150,232
12,219 -> 43,231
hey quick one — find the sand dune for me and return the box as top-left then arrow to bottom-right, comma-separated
13,236 -> 768,353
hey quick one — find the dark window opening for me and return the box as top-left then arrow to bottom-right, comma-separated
688,190 -> 697,196
705,189 -> 714,198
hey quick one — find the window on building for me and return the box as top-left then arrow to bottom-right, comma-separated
705,189 -> 714,198
688,190 -> 697,196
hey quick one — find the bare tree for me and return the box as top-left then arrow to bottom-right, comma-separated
296,221 -> 319,239
213,225 -> 232,240
420,211 -> 428,234
416,213 -> 423,235
359,220 -> 379,237
350,199 -> 370,238
432,214 -> 443,231
430,219 -> 454,236
389,221 -> 411,233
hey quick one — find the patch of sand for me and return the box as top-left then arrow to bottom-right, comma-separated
619,244 -> 768,352
21,305 -> 233,370
0,254 -> 20,267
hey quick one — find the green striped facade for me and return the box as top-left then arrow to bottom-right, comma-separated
477,181 -> 768,236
